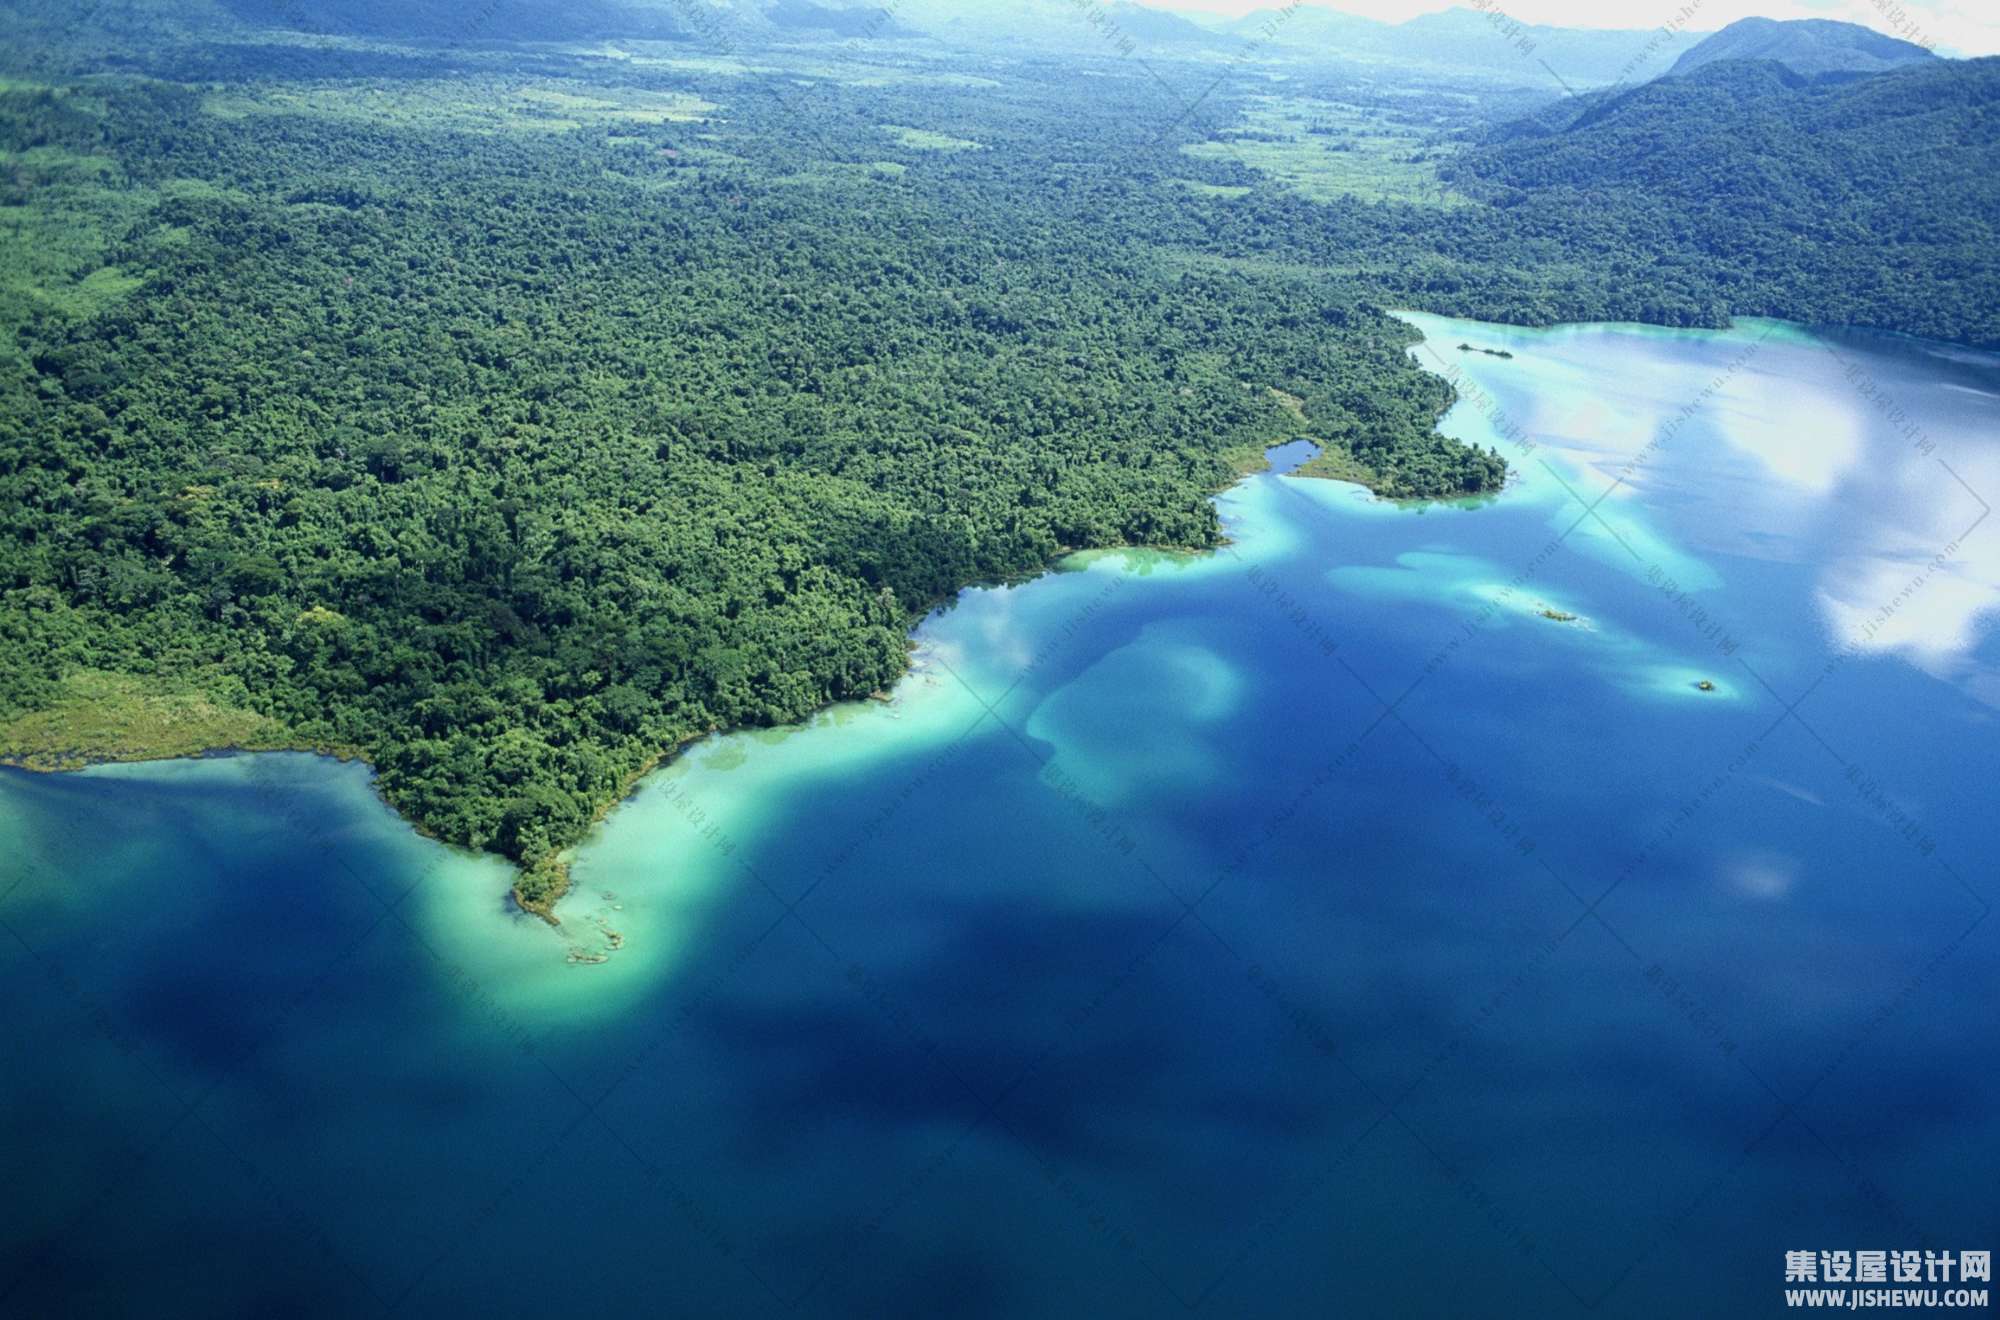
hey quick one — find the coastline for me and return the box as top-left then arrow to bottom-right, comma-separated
0,383 -> 1502,926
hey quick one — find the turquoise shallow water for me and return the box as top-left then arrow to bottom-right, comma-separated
4,315 -> 1997,1317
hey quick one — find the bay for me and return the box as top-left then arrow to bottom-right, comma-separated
4,313 -> 1996,1317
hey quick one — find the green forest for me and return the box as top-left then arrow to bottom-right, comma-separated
2,15 -> 1994,913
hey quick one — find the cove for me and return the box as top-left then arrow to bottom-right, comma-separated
3,313 -> 1997,1318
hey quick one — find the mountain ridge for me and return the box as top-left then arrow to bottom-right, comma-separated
1667,15 -> 1935,78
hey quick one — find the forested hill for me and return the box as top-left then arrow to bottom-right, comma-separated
1445,57 -> 2000,344
1666,16 -> 1935,79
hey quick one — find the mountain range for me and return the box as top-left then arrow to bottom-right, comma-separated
820,1 -> 1709,82
170,1 -> 1707,85
1213,5 -> 1704,83
1666,15 -> 1936,78
102,2 -> 1957,93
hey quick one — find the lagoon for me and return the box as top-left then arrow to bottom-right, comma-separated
4,313 -> 1997,1317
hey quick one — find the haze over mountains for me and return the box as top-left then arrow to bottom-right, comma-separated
1210,5 -> 1706,83
60,1 -> 1968,93
1666,15 -> 1937,78
726,0 -> 1713,83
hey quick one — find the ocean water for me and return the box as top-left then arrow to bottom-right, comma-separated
4,315 -> 1997,1318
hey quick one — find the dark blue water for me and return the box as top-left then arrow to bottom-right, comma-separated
4,315 -> 1997,1317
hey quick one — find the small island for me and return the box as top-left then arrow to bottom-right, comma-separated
1458,341 -> 1515,359
1695,679 -> 1718,692
1537,607 -> 1579,622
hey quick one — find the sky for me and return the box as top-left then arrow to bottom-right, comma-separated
1139,0 -> 2000,57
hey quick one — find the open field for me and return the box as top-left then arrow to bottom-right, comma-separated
1180,95 -> 1471,206
203,79 -> 717,133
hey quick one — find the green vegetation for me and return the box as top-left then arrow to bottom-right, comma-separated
0,103 -> 157,327
0,670 -> 283,769
1180,96 -> 1471,208
2,13 -> 1992,913
202,80 -> 717,134
882,124 -> 983,151
0,53 -> 1501,914
1443,59 -> 2000,343
1665,16 -> 1935,79
1172,179 -> 1252,199
1292,447 -> 1385,489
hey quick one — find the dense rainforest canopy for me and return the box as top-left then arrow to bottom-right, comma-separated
1,10 -> 1993,911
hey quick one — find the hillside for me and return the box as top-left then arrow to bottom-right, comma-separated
1446,57 -> 2000,343
765,1 -> 916,38
1103,3 -> 1218,48
1667,16 -> 1935,79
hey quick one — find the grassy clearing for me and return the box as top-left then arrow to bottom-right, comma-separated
841,70 -> 1003,89
1293,448 -> 1382,486
0,143 -> 155,325
883,124 -> 984,151
516,86 -> 716,124
617,53 -> 761,76
1180,96 -> 1470,207
204,80 -> 716,134
0,671 -> 284,770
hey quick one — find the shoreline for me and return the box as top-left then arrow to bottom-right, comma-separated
0,383 -> 1503,926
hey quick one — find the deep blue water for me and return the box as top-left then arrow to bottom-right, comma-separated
4,315 -> 1998,1317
